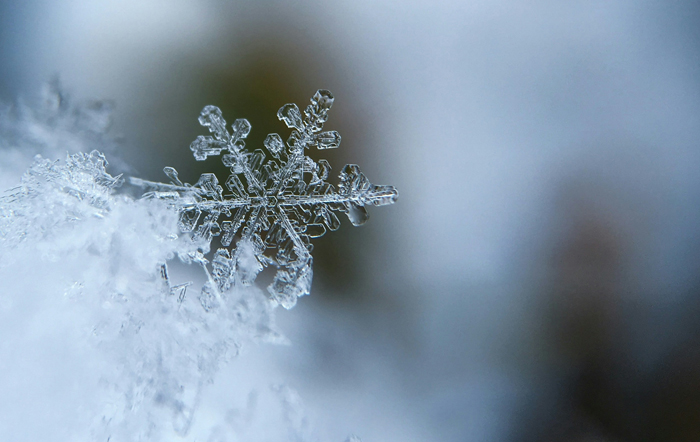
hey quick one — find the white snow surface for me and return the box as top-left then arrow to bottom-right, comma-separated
0,97 -> 315,441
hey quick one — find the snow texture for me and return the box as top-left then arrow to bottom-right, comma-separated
0,77 -> 126,190
0,149 -> 283,440
131,90 -> 398,309
0,86 -> 393,441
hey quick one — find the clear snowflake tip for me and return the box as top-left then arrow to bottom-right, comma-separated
231,118 -> 251,139
198,105 -> 229,140
277,103 -> 303,130
312,89 -> 334,110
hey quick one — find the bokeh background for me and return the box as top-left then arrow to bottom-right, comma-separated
2,1 -> 700,441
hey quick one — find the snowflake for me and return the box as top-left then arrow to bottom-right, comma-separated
131,90 -> 398,309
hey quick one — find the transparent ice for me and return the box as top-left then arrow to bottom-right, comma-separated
0,86 -> 396,441
131,89 -> 398,309
1,149 -> 285,440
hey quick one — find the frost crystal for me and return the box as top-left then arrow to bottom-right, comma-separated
0,86 -> 393,441
132,90 -> 398,308
0,148 -> 283,441
0,150 -> 123,253
0,77 -> 126,190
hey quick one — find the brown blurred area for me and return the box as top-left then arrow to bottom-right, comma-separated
515,180 -> 700,442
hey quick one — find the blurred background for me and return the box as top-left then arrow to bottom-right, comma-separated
2,0 -> 700,440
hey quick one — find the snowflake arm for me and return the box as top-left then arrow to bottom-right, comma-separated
130,90 -> 398,309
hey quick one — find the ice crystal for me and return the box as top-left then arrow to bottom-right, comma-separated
0,85 -> 394,440
0,77 -> 126,190
0,150 -> 124,254
0,149 -> 283,441
132,90 -> 398,308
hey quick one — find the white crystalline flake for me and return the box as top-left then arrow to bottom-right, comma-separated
131,89 -> 398,309
0,150 -> 124,255
0,85 -> 390,442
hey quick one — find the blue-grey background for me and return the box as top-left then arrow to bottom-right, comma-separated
2,1 -> 700,440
